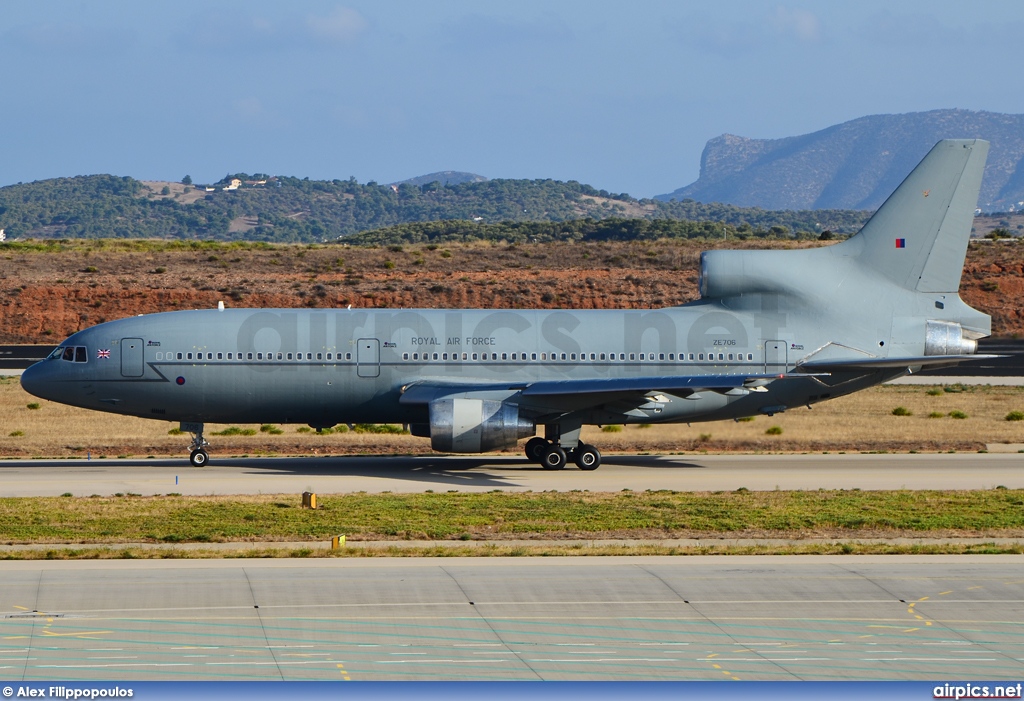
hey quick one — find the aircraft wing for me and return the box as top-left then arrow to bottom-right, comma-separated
399,372 -> 812,418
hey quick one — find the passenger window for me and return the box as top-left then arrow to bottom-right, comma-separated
217,352 -> 223,360
187,352 -> 193,360
326,353 -> 332,360
286,353 -> 293,360
247,352 -> 253,360
472,353 -> 478,360
531,353 -> 537,360
403,353 -> 409,360
257,352 -> 263,360
590,353 -> 596,360
747,353 -> 753,361
346,352 -> 351,360
560,353 -> 567,361
728,353 -> 734,361
433,353 -> 439,360
699,353 -> 704,361
660,353 -> 666,361
689,353 -> 695,361
276,352 -> 282,360
718,353 -> 724,361
541,353 -> 547,360
629,353 -> 636,361
462,352 -> 467,360
443,353 -> 449,360
413,352 -> 419,360
501,353 -> 507,360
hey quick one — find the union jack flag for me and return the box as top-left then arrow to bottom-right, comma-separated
97,349 -> 111,359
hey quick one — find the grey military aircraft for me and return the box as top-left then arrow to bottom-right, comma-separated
21,140 -> 995,470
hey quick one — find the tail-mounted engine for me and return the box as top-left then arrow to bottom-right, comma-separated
924,320 -> 977,356
428,397 -> 535,453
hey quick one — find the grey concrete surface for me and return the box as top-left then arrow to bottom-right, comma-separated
0,556 -> 1021,681
0,453 -> 1022,497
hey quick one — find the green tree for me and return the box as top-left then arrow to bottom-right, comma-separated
181,175 -> 192,185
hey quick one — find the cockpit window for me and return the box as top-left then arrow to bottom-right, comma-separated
55,346 -> 89,363
48,347 -> 63,360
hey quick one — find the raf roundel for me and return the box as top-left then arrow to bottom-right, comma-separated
176,376 -> 186,386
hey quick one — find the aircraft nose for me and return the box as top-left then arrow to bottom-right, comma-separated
20,361 -> 51,401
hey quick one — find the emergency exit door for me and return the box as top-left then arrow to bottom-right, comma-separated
764,340 -> 787,374
356,338 -> 380,378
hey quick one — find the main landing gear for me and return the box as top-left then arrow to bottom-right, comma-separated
524,436 -> 601,471
186,423 -> 210,467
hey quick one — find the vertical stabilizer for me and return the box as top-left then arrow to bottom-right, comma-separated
845,139 -> 988,293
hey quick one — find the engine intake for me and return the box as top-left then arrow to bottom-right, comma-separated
428,397 -> 535,453
924,320 -> 977,356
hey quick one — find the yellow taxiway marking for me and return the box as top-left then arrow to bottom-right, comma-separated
336,663 -> 351,681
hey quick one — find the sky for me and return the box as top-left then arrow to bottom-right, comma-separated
3,1 -> 1024,198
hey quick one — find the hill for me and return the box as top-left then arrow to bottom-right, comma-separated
657,109 -> 1024,211
393,171 -> 488,187
0,173 -> 870,244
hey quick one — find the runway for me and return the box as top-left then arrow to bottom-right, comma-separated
0,556 -> 1021,681
0,453 -> 1022,496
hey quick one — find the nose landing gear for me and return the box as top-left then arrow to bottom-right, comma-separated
183,422 -> 210,467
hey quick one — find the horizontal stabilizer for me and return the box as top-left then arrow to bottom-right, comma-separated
797,354 -> 1001,371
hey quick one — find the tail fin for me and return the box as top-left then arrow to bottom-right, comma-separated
843,139 -> 988,293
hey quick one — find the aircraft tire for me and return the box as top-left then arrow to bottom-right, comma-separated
540,445 -> 567,470
525,437 -> 548,463
189,449 -> 209,467
574,444 -> 601,470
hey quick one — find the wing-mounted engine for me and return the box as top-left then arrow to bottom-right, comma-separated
428,397 -> 535,453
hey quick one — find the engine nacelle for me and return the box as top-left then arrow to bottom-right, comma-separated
428,397 -> 535,453
924,320 -> 977,356
699,249 -> 796,299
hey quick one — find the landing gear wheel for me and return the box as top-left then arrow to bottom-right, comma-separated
189,449 -> 209,467
525,437 -> 548,462
540,445 -> 567,470
574,444 -> 601,471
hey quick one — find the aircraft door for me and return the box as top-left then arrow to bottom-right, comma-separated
764,339 -> 787,374
356,338 -> 380,378
121,338 -> 145,377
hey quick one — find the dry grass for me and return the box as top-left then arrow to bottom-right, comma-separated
3,376 -> 1024,457
2,542 -> 1022,560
